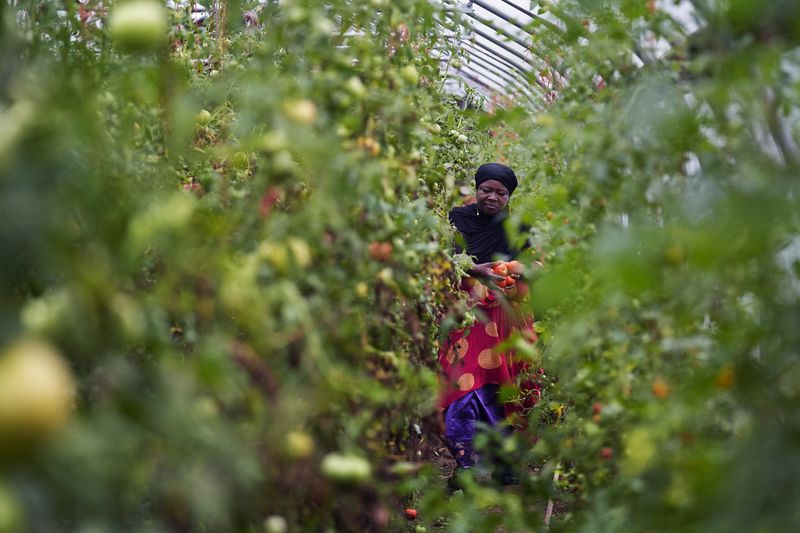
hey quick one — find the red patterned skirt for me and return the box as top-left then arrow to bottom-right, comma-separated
438,278 -> 539,416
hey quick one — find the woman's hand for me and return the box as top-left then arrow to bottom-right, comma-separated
469,262 -> 505,281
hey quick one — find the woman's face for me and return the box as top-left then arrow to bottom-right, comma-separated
476,179 -> 510,216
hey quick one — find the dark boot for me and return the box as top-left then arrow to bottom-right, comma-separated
446,467 -> 469,494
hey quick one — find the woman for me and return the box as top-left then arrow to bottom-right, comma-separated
439,162 -> 538,476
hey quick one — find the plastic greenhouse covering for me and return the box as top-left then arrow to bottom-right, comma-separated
55,0 -> 702,110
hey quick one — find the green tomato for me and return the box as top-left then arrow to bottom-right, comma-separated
0,339 -> 74,447
283,99 -> 318,125
98,91 -> 116,107
355,282 -> 369,299
400,65 -> 420,85
321,453 -> 372,484
231,151 -> 250,170
426,123 -> 441,134
390,461 -> 417,475
313,17 -> 335,35
273,150 -> 295,172
258,241 -> 290,274
259,130 -> 288,152
285,430 -> 314,459
287,237 -> 312,268
195,109 -> 211,126
263,515 -> 288,533
346,76 -> 367,98
286,6 -> 307,23
108,1 -> 168,51
20,289 -> 72,337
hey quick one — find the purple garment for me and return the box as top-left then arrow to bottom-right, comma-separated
444,384 -> 507,468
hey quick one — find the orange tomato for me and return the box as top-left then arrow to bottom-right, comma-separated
404,508 -> 418,519
513,282 -> 529,301
504,275 -> 515,287
506,260 -> 523,276
491,262 -> 508,277
651,377 -> 671,399
368,241 -> 393,262
715,366 -> 735,389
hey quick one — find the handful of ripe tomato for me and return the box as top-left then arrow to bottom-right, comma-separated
490,260 -> 529,301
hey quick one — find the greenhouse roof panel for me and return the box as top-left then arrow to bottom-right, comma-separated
439,1 -> 701,109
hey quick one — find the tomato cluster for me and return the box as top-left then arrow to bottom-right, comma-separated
490,260 -> 529,301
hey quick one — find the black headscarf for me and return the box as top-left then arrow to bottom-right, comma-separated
449,163 -> 522,264
475,163 -> 518,195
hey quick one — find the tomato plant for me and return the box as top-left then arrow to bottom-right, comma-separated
1,0 -> 799,531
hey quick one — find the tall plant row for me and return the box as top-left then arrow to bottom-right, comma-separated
1,1 -> 800,531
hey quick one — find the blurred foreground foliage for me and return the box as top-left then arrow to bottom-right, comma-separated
1,0 -> 800,531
